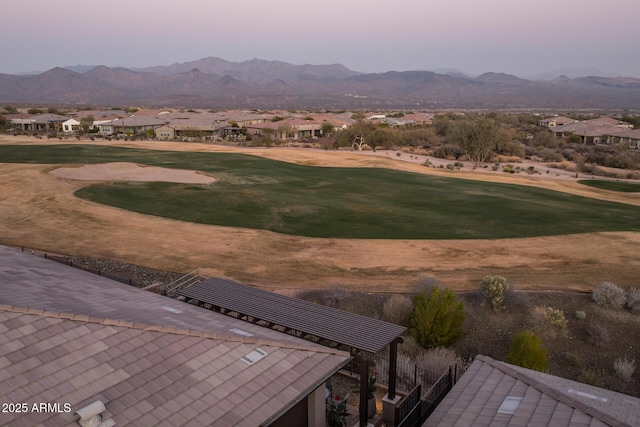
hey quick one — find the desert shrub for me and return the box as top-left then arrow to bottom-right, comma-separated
409,287 -> 466,349
432,144 -> 462,160
614,357 -> 636,382
539,148 -> 563,162
547,160 -> 577,172
574,310 -> 586,320
584,323 -> 609,348
532,131 -> 560,149
564,352 -> 584,368
382,294 -> 413,326
411,275 -> 442,294
626,170 -> 640,180
578,368 -> 606,387
592,281 -> 626,308
627,287 -> 640,313
396,353 -> 419,391
415,346 -> 463,374
544,307 -> 568,329
530,306 -> 568,337
494,155 -> 523,163
506,330 -> 548,372
297,286 -> 350,308
398,335 -> 424,357
480,275 -> 509,311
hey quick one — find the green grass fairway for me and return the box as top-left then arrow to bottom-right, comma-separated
3,144 -> 640,239
578,179 -> 640,193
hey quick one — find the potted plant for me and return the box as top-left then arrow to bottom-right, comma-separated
326,394 -> 350,427
367,375 -> 377,418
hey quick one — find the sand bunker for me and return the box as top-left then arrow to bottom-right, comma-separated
49,162 -> 216,184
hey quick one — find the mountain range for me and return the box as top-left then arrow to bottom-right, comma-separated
1,57 -> 639,110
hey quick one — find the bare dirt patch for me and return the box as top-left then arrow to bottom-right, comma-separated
49,162 -> 216,184
1,136 -> 639,293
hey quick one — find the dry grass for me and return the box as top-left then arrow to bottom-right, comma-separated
1,136 -> 640,292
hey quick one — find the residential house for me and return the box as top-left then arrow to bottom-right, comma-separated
155,124 -> 178,140
62,118 -> 80,133
403,112 -> 434,126
423,355 -> 640,427
538,116 -> 577,128
155,112 -> 229,140
10,113 -> 71,133
550,117 -> 633,145
0,245 -> 351,426
606,128 -> 640,149
244,117 -> 323,141
98,116 -> 167,137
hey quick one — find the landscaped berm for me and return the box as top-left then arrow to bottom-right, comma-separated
1,136 -> 640,292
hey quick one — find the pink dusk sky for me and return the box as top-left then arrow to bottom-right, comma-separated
2,0 -> 639,78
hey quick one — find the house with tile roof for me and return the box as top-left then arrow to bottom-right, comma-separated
98,116 -> 167,137
422,355 -> 640,427
603,128 -> 640,149
549,117 -> 633,145
538,116 -> 578,128
243,117 -> 323,141
0,245 -> 351,426
10,113 -> 71,133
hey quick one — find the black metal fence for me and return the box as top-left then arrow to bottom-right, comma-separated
396,365 -> 457,427
23,248 -> 147,288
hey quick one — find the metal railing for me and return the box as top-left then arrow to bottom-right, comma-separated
163,269 -> 204,296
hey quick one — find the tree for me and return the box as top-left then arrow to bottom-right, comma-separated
79,116 -> 94,135
506,330 -> 547,372
450,118 -> 500,166
409,287 -> 466,349
369,128 -> 395,150
321,122 -> 334,137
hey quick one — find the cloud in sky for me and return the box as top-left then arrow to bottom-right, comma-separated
2,0 -> 639,77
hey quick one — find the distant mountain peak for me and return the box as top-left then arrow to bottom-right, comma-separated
2,56 -> 639,109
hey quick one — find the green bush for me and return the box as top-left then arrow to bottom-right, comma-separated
409,287 -> 466,349
575,310 -> 586,320
480,275 -> 509,311
592,281 -> 626,308
506,330 -> 548,372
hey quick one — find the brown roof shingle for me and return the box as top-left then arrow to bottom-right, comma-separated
0,245 -> 351,426
423,355 -> 640,427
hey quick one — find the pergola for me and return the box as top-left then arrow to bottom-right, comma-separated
177,277 -> 406,426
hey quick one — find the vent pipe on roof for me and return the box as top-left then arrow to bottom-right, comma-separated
75,400 -> 116,427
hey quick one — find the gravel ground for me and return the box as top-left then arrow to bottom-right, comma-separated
15,246 -> 186,288
60,255 -> 185,287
